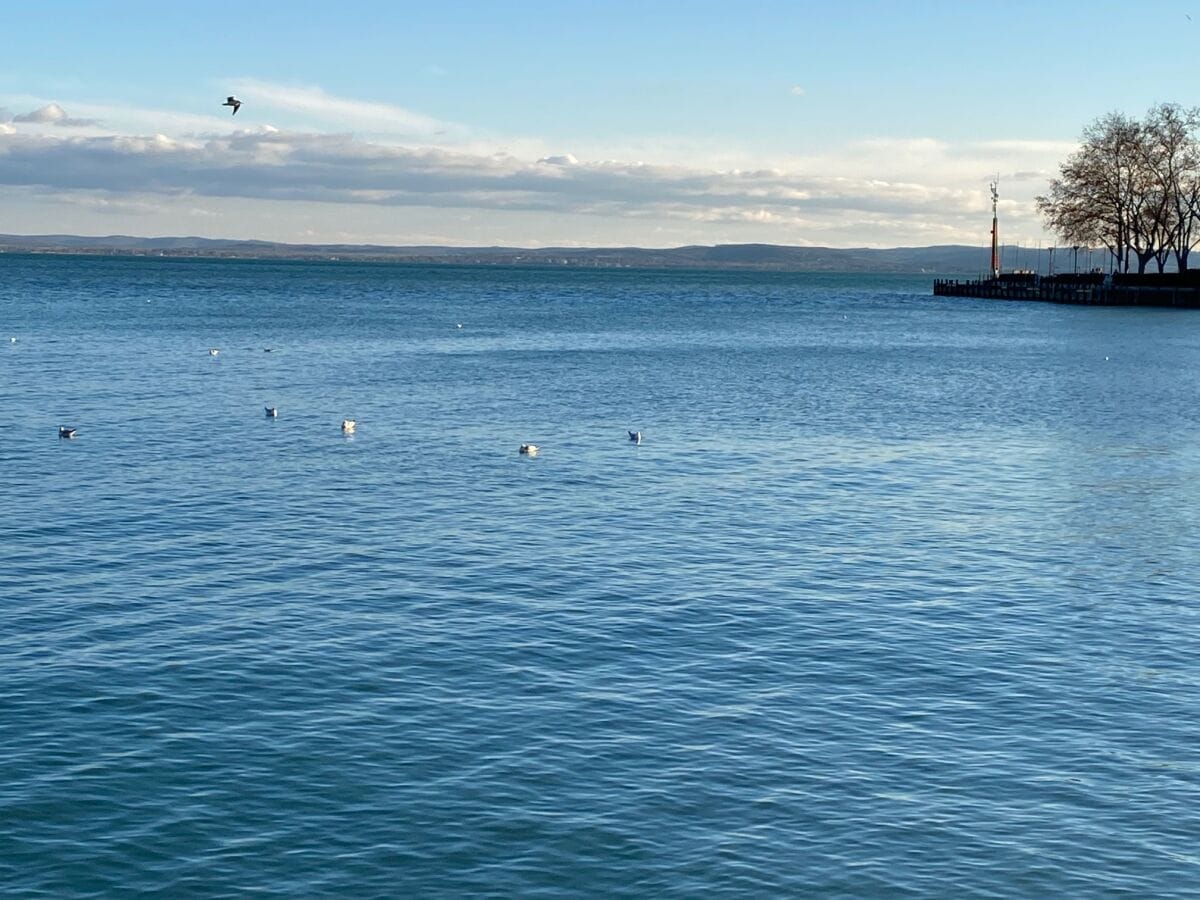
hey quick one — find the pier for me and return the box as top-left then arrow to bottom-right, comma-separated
934,271 -> 1200,308
937,178 -> 1200,307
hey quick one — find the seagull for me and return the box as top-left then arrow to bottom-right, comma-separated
208,348 -> 219,356
265,407 -> 278,418
628,430 -> 643,444
223,96 -> 242,115
519,443 -> 539,456
341,419 -> 356,433
9,337 -> 16,343
59,426 -> 76,439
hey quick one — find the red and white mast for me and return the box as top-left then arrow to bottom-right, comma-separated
989,180 -> 1000,279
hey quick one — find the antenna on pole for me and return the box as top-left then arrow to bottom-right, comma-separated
989,177 -> 1000,279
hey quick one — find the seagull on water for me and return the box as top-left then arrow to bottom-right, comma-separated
341,419 -> 357,434
519,443 -> 539,456
265,407 -> 278,418
208,348 -> 219,356
628,430 -> 643,444
222,96 -> 242,115
59,426 -> 76,439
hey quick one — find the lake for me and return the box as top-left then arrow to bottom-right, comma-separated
2,254 -> 1199,896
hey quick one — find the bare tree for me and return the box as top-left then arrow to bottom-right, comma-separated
1142,103 -> 1200,271
1039,106 -> 1200,274
1038,113 -> 1143,273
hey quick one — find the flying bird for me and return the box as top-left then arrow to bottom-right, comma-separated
222,96 -> 242,115
59,426 -> 77,439
628,430 -> 643,444
265,407 -> 278,418
519,444 -> 539,456
341,419 -> 357,434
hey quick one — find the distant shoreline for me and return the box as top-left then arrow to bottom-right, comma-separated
0,234 -> 997,275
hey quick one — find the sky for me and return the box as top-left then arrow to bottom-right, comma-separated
2,0 -> 1198,249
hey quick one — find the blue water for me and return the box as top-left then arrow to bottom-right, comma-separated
3,255 -> 1200,897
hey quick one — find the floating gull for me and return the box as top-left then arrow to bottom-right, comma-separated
9,337 -> 16,343
58,426 -> 76,439
208,348 -> 219,356
341,419 -> 357,434
265,407 -> 278,418
628,430 -> 643,444
222,96 -> 242,115
519,444 -> 539,456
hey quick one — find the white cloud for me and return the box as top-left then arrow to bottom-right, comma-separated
12,102 -> 98,127
974,138 -> 1077,155
227,79 -> 461,138
0,127 -> 1023,236
13,103 -> 67,123
0,82 -> 1071,247
790,86 -> 806,96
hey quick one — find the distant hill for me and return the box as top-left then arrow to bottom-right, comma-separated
0,233 -> 1019,274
